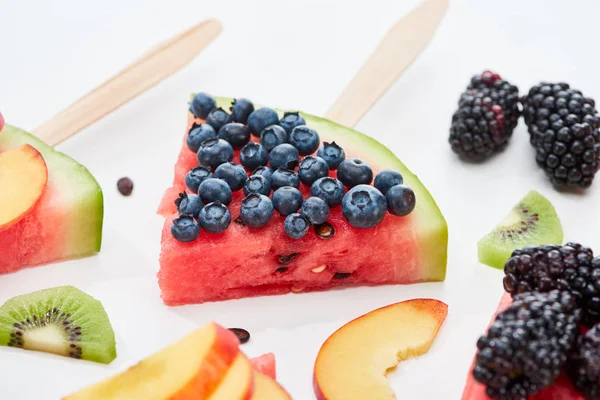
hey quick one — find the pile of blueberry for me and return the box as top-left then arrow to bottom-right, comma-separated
170,93 -> 417,242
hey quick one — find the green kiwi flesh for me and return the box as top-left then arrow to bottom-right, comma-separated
478,190 -> 564,269
0,286 -> 116,364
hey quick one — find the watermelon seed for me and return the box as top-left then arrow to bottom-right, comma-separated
234,216 -> 246,227
117,177 -> 134,196
314,222 -> 335,239
278,252 -> 299,264
312,265 -> 327,273
333,272 -> 351,279
228,328 -> 250,344
274,267 -> 290,274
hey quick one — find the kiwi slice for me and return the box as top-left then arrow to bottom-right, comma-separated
478,190 -> 563,269
0,286 -> 116,364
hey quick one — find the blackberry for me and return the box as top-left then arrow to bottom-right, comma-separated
522,82 -> 600,188
449,71 -> 521,160
567,324 -> 600,399
503,243 -> 600,326
473,290 -> 581,399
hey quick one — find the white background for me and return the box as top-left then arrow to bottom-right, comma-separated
1,0 -> 600,398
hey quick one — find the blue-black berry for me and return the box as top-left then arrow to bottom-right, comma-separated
271,168 -> 299,190
185,165 -> 213,193
205,107 -> 232,132
198,201 -> 231,234
280,111 -> 306,134
317,141 -> 345,170
171,215 -> 200,242
310,177 -> 345,207
337,158 -> 373,188
240,142 -> 269,171
214,162 -> 247,191
197,138 -> 234,169
189,93 -> 216,119
341,185 -> 386,228
298,155 -> 329,186
218,123 -> 251,150
240,194 -> 274,228
269,144 -> 299,170
187,123 -> 216,153
284,213 -> 310,239
386,185 -> 415,216
175,192 -> 203,218
260,125 -> 288,152
230,98 -> 255,124
199,178 -> 232,206
374,170 -> 404,195
301,196 -> 329,225
272,186 -> 303,216
243,175 -> 271,196
248,107 -> 279,137
289,126 -> 320,156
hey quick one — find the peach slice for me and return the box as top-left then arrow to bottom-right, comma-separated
209,352 -> 254,400
0,144 -> 48,231
250,371 -> 292,400
63,323 -> 240,400
314,299 -> 448,400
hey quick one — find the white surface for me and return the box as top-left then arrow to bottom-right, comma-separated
1,0 -> 600,398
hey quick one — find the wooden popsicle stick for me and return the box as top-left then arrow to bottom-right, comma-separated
33,19 -> 222,146
326,0 -> 448,128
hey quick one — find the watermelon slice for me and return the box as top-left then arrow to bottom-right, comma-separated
461,292 -> 585,400
0,125 -> 103,273
157,97 -> 448,305
249,352 -> 276,379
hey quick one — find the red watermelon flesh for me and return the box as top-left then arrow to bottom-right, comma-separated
249,353 -> 276,379
461,292 -> 585,400
157,97 -> 448,305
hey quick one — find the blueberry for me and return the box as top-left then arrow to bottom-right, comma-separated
240,194 -> 274,228
175,192 -> 203,218
218,123 -> 251,150
337,158 -> 373,188
280,111 -> 306,134
260,125 -> 288,152
271,168 -> 300,190
197,138 -> 234,169
248,107 -> 280,137
310,177 -> 345,207
214,162 -> 247,191
272,186 -> 303,216
252,166 -> 274,181
189,93 -> 216,119
341,185 -> 386,228
284,213 -> 310,239
170,215 -> 200,242
230,98 -> 255,124
205,107 -> 232,131
240,142 -> 268,171
185,165 -> 213,193
317,141 -> 345,170
243,175 -> 271,196
301,196 -> 329,225
298,155 -> 329,186
289,126 -> 320,156
374,170 -> 404,195
386,185 -> 416,216
269,144 -> 299,170
199,178 -> 232,205
198,201 -> 231,233
187,123 -> 216,152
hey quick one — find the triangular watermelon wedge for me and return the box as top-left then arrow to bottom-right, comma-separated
157,97 -> 448,305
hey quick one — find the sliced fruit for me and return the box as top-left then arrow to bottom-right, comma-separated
477,190 -> 563,269
63,323 -> 240,400
249,352 -> 276,379
250,371 -> 292,400
0,286 -> 116,364
313,299 -> 448,400
0,111 -> 4,132
157,96 -> 448,305
0,145 -> 48,230
0,125 -> 103,273
209,352 -> 254,400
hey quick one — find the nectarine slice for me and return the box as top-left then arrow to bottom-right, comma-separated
64,323 -> 240,400
209,352 -> 254,400
250,371 -> 292,400
0,144 -> 48,230
314,299 -> 448,400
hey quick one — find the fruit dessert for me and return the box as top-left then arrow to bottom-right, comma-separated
522,82 -> 600,189
0,124 -> 103,273
449,71 -> 521,161
0,286 -> 116,364
477,190 -> 563,269
157,94 -> 447,304
314,299 -> 448,400
64,322 -> 290,400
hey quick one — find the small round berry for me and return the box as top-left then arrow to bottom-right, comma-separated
230,98 -> 255,124
199,178 -> 232,205
214,162 -> 247,191
301,196 -> 329,225
248,107 -> 280,137
260,125 -> 288,152
386,185 -> 416,216
197,138 -> 234,169
218,123 -> 251,150
189,93 -> 216,119
171,215 -> 200,242
337,158 -> 373,188
198,201 -> 231,234
243,175 -> 271,196
240,142 -> 268,171
271,168 -> 300,190
187,124 -> 216,152
269,144 -> 299,170
374,170 -> 404,195
284,213 -> 310,239
310,177 -> 345,207
341,185 -> 387,228
317,141 -> 345,170
280,111 -> 306,134
289,126 -> 320,156
185,165 -> 213,193
240,194 -> 274,228
117,177 -> 134,196
298,155 -> 329,186
252,166 -> 274,181
272,187 -> 303,216
175,192 -> 203,218
205,107 -> 232,131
